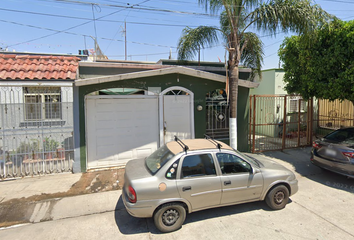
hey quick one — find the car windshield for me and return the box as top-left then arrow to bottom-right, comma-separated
145,145 -> 175,175
235,150 -> 261,167
325,128 -> 354,143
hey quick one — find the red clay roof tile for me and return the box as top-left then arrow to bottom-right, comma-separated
0,54 -> 81,80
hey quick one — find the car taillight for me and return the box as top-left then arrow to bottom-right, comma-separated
313,141 -> 322,149
342,152 -> 354,158
127,185 -> 137,203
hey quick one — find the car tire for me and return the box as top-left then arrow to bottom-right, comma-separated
153,203 -> 186,233
265,185 -> 289,210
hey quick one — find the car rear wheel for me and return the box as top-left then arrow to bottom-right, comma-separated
153,203 -> 186,233
265,185 -> 289,210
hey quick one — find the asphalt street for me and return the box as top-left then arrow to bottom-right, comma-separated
0,147 -> 353,240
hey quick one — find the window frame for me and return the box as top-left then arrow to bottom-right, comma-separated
216,152 -> 252,175
23,87 -> 62,121
179,153 -> 217,179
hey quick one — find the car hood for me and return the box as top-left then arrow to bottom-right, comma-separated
246,153 -> 292,172
125,158 -> 152,180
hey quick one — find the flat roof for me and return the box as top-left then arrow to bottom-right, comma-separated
75,66 -> 259,89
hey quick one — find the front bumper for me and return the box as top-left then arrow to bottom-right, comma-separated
289,179 -> 299,196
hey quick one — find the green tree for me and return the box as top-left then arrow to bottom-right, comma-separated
279,19 -> 354,104
177,0 -> 332,149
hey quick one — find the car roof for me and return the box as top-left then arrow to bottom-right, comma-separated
166,138 -> 233,155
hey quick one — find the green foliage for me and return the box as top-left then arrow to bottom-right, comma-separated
16,138 -> 60,154
279,20 -> 354,102
177,0 -> 333,79
177,26 -> 220,60
43,137 -> 60,152
16,140 -> 40,154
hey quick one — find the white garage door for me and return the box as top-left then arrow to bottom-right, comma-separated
86,96 -> 159,169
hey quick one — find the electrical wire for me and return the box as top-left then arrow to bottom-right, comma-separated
35,0 -> 218,17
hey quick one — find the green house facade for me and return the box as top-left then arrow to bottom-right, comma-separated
73,60 -> 259,172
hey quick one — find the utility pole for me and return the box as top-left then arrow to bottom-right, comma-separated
198,45 -> 200,66
125,21 -> 127,61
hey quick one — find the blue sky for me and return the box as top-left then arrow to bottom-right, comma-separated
1,0 -> 353,69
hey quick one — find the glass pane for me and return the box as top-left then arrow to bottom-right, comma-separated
165,160 -> 179,179
181,154 -> 215,178
145,145 -> 175,175
25,95 -> 42,120
45,95 -> 62,119
216,153 -> 251,174
325,129 -> 354,142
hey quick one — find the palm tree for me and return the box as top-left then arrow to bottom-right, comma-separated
177,0 -> 333,149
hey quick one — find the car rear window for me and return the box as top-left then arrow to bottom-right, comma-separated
145,145 -> 175,175
325,128 -> 354,143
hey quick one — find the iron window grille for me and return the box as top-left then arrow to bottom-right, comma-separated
23,87 -> 62,121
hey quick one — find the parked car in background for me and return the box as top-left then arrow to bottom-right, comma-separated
311,127 -> 354,178
123,137 -> 298,233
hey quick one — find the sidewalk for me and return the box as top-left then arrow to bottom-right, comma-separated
0,148 -> 313,229
0,168 -> 125,228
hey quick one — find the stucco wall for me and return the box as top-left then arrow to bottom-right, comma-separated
250,69 -> 287,96
75,73 -> 252,171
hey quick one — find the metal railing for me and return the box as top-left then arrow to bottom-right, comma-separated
206,91 -> 229,140
249,95 -> 313,153
0,86 -> 73,179
314,99 -> 354,137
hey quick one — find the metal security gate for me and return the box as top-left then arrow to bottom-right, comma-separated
206,89 -> 229,140
0,86 -> 73,179
249,95 -> 313,153
314,99 -> 354,137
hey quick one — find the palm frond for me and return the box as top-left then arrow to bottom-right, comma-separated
198,0 -> 259,14
220,9 -> 248,36
250,0 -> 335,37
240,32 -> 264,80
198,0 -> 225,14
177,26 -> 221,60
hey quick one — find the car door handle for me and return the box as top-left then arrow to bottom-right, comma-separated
182,186 -> 191,191
224,181 -> 231,186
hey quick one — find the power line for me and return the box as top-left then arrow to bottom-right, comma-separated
39,0 -> 218,17
0,7 -> 200,27
4,0 -> 148,48
107,51 -> 177,57
319,0 -> 354,4
0,18 -> 177,49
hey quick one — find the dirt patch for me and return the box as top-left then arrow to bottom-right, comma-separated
0,168 -> 125,228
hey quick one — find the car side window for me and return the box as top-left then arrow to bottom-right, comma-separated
165,160 -> 179,180
181,154 -> 216,178
216,153 -> 251,174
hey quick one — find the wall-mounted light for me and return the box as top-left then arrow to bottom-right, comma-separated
197,105 -> 203,111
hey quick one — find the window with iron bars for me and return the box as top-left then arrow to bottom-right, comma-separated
289,98 -> 306,113
23,87 -> 62,120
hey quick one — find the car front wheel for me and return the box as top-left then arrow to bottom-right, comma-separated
153,203 -> 186,233
265,185 -> 289,210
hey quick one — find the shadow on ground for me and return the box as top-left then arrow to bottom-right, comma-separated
114,195 -> 289,235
